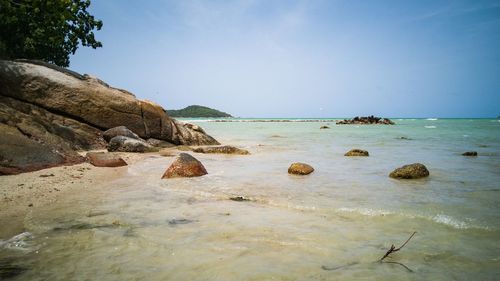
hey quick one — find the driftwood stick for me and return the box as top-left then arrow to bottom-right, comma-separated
379,231 -> 416,261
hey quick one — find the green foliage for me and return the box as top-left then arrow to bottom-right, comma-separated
0,0 -> 102,67
167,105 -> 233,118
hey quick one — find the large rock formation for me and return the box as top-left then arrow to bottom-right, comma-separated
0,60 -> 219,174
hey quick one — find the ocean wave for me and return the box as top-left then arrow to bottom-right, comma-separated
425,125 -> 436,129
426,118 -> 438,121
335,208 -> 490,230
0,232 -> 34,251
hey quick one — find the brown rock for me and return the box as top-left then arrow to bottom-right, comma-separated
389,163 -> 429,179
86,152 -> 127,167
320,125 -> 330,129
192,145 -> 250,155
344,149 -> 369,156
288,162 -> 314,175
462,151 -> 478,156
162,153 -> 207,178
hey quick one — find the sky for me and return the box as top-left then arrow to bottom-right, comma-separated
70,0 -> 500,118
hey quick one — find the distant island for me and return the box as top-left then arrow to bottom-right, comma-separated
167,105 -> 233,118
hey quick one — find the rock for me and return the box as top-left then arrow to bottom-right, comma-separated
389,163 -> 429,179
336,116 -> 395,125
462,151 -> 478,156
0,123 -> 85,175
103,126 -> 140,142
107,136 -> 157,153
288,163 -> 314,175
192,145 -> 250,155
86,152 -> 127,167
0,60 -> 219,174
146,138 -> 175,148
229,196 -> 251,202
162,153 -> 207,178
320,125 -> 330,129
344,149 -> 369,156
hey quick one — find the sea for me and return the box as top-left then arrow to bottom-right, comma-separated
1,118 -> 499,280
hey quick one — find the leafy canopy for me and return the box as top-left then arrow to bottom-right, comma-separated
0,0 -> 102,67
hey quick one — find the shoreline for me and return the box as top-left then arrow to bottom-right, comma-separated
0,151 -> 160,239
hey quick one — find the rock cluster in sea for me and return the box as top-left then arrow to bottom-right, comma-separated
336,116 -> 395,125
0,60 -> 219,175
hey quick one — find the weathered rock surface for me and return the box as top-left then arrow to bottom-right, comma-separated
389,163 -> 429,179
344,149 -> 369,156
162,153 -> 207,178
86,152 -> 127,167
337,116 -> 395,125
462,151 -> 478,156
288,163 -> 314,175
146,138 -> 176,148
103,126 -> 140,142
107,136 -> 157,153
0,60 -> 218,174
192,145 -> 250,155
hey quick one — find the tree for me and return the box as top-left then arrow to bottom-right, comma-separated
0,0 -> 102,67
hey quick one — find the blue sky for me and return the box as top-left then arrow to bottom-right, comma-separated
70,0 -> 500,118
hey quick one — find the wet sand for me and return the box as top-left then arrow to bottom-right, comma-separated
0,151 -> 166,239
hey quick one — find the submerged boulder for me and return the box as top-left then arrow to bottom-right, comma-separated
344,149 -> 369,156
462,151 -> 478,156
192,145 -> 250,155
103,126 -> 140,142
162,153 -> 207,178
107,136 -> 157,153
320,125 -> 330,129
389,163 -> 429,179
86,152 -> 127,167
288,163 -> 314,175
337,116 -> 395,125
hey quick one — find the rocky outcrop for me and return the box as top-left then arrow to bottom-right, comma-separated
389,163 -> 429,179
161,153 -> 207,178
288,163 -> 314,175
337,116 -> 395,125
0,60 -> 218,174
192,145 -> 250,155
462,151 -> 478,156
344,149 -> 369,156
86,152 -> 127,167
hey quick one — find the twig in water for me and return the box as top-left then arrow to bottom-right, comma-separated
379,231 -> 416,261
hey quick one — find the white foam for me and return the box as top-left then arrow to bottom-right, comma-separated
425,125 -> 436,129
426,118 -> 438,121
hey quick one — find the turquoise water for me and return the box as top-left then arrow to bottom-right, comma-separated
1,118 -> 499,280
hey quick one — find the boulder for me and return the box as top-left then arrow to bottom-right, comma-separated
0,60 -> 219,174
389,163 -> 429,179
0,123 -> 85,175
146,138 -> 176,148
462,151 -> 478,156
344,149 -> 369,156
0,60 -> 218,144
192,145 -> 250,155
103,126 -> 140,142
86,152 -> 127,167
162,153 -> 207,178
288,163 -> 314,175
107,136 -> 157,153
320,125 -> 330,129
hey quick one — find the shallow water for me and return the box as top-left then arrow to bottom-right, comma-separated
1,119 -> 499,280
